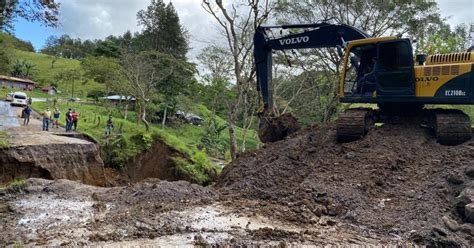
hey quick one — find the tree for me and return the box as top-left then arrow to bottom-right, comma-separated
55,69 -> 82,98
93,40 -> 121,58
154,54 -> 195,127
0,0 -> 60,32
197,45 -> 233,80
417,24 -> 469,54
82,56 -> 124,86
42,35 -> 61,68
119,51 -> 177,131
137,0 -> 189,58
202,0 -> 272,160
10,59 -> 37,79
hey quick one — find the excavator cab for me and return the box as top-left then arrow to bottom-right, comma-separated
340,37 -> 416,102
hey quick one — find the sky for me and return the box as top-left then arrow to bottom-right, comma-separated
11,0 -> 474,58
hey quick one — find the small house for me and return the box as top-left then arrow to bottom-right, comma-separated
0,75 -> 35,90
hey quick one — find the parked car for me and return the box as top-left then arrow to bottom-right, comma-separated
11,92 -> 28,106
176,110 -> 204,125
5,92 -> 14,102
68,97 -> 81,102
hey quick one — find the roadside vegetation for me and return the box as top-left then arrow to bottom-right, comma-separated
0,131 -> 10,148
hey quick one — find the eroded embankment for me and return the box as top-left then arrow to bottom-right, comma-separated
0,133 -> 110,186
124,139 -> 184,183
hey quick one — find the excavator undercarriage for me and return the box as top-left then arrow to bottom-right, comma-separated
336,107 -> 472,145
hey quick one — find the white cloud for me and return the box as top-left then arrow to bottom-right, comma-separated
436,0 -> 473,27
54,0 -> 220,58
51,0 -> 473,59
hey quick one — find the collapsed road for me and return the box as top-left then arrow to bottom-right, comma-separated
1,111 -> 473,246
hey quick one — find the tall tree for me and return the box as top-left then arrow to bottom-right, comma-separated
202,0 -> 272,160
417,24 -> 469,54
55,69 -> 82,98
137,0 -> 189,58
119,51 -> 178,131
0,0 -> 60,32
10,59 -> 36,79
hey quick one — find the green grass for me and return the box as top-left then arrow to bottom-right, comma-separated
10,49 -> 105,98
31,100 -> 260,156
0,178 -> 26,192
0,131 -> 10,148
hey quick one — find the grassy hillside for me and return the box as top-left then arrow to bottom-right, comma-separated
10,49 -> 105,98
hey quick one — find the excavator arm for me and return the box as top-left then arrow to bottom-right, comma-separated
254,22 -> 370,113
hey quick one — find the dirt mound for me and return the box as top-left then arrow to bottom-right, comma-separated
217,123 -> 474,245
258,113 -> 301,143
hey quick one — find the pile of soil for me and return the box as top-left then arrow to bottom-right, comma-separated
217,123 -> 474,245
258,113 -> 301,143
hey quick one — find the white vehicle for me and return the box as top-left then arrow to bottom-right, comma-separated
11,92 -> 28,106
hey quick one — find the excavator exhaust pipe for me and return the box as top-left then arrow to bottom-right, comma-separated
258,112 -> 301,143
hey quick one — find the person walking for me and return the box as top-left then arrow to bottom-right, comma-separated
65,108 -> 72,132
71,109 -> 78,131
106,116 -> 114,136
23,105 -> 32,125
42,107 -> 51,131
53,107 -> 61,128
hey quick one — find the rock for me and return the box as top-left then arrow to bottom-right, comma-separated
465,203 -> 474,223
455,187 -> 474,208
459,223 -> 474,236
327,204 -> 343,216
345,152 -> 356,159
432,226 -> 448,236
446,174 -> 464,185
442,216 -> 459,231
465,167 -> 474,178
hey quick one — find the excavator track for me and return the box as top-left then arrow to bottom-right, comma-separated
336,108 -> 374,142
432,109 -> 472,145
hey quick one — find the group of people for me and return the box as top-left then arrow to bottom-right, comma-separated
39,107 -> 78,132
22,105 -> 114,135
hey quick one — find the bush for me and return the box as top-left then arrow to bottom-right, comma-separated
130,132 -> 153,151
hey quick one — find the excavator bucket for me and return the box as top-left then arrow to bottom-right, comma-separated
258,113 -> 301,143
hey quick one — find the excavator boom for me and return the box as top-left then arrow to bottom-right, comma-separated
254,22 -> 369,112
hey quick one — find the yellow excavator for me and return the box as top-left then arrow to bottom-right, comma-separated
254,22 -> 473,145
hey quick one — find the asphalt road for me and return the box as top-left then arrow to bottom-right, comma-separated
0,101 -> 20,131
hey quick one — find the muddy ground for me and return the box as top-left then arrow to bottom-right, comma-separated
1,122 -> 473,246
